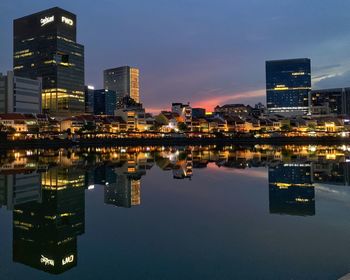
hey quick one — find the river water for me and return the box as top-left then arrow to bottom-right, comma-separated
0,145 -> 349,279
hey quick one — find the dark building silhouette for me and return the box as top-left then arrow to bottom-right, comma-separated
84,87 -> 117,115
93,89 -> 117,115
84,85 -> 95,114
310,88 -> 350,116
192,108 -> 206,118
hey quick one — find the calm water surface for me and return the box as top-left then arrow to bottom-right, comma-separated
0,145 -> 350,280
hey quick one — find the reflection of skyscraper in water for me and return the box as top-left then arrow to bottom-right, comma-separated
105,177 -> 141,208
12,166 -> 85,274
268,163 -> 315,216
104,161 -> 143,208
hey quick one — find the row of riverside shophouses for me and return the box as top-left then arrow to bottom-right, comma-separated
0,102 -> 349,140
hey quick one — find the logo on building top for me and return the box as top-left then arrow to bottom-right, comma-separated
40,16 -> 55,27
62,16 -> 74,26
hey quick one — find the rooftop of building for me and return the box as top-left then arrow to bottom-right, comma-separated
0,113 -> 36,120
215,104 -> 251,109
104,66 -> 139,72
265,58 -> 311,63
14,6 -> 76,21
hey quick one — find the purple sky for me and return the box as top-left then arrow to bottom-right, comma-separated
1,0 -> 350,112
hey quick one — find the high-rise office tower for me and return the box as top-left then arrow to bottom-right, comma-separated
266,58 -> 311,115
104,66 -> 140,106
14,7 -> 85,117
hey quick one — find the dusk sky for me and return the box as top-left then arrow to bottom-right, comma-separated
1,0 -> 350,112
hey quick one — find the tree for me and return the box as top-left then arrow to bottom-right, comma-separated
177,122 -> 188,132
5,126 -> 16,134
66,128 -> 72,136
82,122 -> 96,132
258,127 -> 267,134
280,124 -> 291,131
308,123 -> 316,131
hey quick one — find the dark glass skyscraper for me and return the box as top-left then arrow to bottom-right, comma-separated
14,7 -> 85,117
93,89 -> 117,115
266,58 -> 311,115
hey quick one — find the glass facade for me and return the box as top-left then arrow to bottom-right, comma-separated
266,58 -> 311,115
104,66 -> 140,108
93,89 -> 117,115
84,86 -> 94,114
14,7 -> 85,117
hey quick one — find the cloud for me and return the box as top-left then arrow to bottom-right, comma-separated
313,70 -> 350,89
313,64 -> 341,72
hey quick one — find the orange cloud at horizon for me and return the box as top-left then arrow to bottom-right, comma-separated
192,89 -> 266,112
146,88 -> 266,114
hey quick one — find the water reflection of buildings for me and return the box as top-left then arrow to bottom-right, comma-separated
268,163 -> 315,216
102,153 -> 149,208
86,151 -> 153,208
0,172 -> 41,210
312,161 -> 350,186
104,164 -> 143,208
12,166 -> 85,274
0,156 -> 41,210
156,149 -> 194,179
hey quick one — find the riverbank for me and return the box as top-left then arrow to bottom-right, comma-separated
1,136 -> 350,150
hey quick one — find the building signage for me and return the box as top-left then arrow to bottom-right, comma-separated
62,254 -> 74,265
62,16 -> 74,26
40,16 -> 55,27
40,255 -> 55,266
